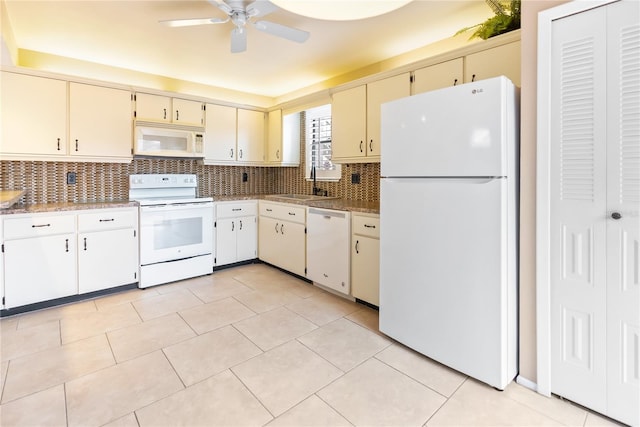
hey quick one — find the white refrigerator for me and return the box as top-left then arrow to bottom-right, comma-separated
379,76 -> 519,390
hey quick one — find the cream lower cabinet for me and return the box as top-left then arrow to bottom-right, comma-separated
258,201 -> 306,277
77,208 -> 138,294
215,201 -> 257,266
3,213 -> 77,309
351,213 -> 380,306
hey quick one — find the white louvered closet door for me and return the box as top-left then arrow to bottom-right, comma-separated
550,2 -> 639,425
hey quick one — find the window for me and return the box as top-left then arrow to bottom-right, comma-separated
305,104 -> 341,181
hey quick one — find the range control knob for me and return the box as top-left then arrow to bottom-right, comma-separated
611,212 -> 622,220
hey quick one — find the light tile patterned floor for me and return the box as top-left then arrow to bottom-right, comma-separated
0,263 -> 625,426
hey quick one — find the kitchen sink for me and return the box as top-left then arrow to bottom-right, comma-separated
265,194 -> 338,201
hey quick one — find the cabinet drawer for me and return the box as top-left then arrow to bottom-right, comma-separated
260,202 -> 306,224
78,209 -> 137,232
4,214 -> 75,240
352,215 -> 380,238
216,201 -> 257,218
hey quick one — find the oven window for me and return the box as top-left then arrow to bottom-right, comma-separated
154,217 -> 203,250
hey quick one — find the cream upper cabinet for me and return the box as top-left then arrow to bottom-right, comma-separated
331,85 -> 367,161
172,98 -> 204,126
135,93 -> 203,126
237,108 -> 265,163
266,109 -> 283,163
282,112 -> 301,166
412,57 -> 464,95
134,93 -> 171,122
69,83 -> 133,159
204,103 -> 237,163
332,73 -> 410,163
204,105 -> 264,164
1,72 -> 67,156
365,73 -> 411,158
464,41 -> 521,86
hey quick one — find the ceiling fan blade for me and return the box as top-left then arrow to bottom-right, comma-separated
246,0 -> 278,18
230,27 -> 247,53
159,17 -> 228,27
253,20 -> 309,43
208,0 -> 233,15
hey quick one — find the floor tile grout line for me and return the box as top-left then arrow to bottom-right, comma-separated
227,367 -> 278,423
313,391 -> 356,427
63,382 -> 69,427
422,376 -> 470,427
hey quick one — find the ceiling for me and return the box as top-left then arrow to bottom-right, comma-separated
2,0 -> 493,99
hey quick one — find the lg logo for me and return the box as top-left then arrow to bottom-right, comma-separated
472,88 -> 484,94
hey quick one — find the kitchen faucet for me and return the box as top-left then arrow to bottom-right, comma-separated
311,165 -> 327,196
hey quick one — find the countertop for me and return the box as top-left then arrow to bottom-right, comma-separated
1,201 -> 139,215
0,195 -> 379,215
0,190 -> 26,209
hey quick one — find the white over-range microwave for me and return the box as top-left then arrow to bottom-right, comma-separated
134,126 -> 204,158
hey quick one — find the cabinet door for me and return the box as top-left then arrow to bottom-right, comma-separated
135,93 -> 171,122
465,41 -> 521,86
78,228 -> 138,294
215,218 -> 238,266
69,83 -> 133,158
4,234 -> 77,308
173,98 -> 203,126
282,112 -> 301,165
351,235 -> 380,306
366,73 -> 410,158
237,109 -> 265,163
279,220 -> 306,277
413,58 -> 464,95
1,72 -> 67,156
266,109 -> 283,163
236,216 -> 257,262
332,85 -> 367,160
204,104 -> 237,162
258,216 -> 281,266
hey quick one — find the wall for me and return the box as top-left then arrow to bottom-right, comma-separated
518,0 -> 570,386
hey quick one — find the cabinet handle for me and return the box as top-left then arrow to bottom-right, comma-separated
99,218 -> 115,222
471,74 -> 476,82
75,139 -> 79,151
31,223 -> 51,228
163,108 -> 167,120
230,148 -> 234,158
239,149 -> 243,159
276,149 -> 280,159
83,237 -> 87,251
65,238 -> 69,252
239,220 -> 243,230
453,78 -> 458,86
176,110 -> 179,121
232,208 -> 242,212
288,212 -> 295,216
57,138 -> 61,151
231,221 -> 234,231
280,224 -> 284,234
275,222 -> 279,233
266,208 -> 273,212
355,240 -> 359,254
369,140 -> 373,152
364,224 -> 376,229
359,141 -> 363,153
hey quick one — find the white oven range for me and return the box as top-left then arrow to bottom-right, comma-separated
129,174 -> 213,288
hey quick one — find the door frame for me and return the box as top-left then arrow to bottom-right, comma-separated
535,0 -> 620,398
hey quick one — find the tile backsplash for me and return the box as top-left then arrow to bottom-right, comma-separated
0,159 -> 380,205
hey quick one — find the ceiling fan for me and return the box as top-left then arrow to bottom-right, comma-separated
160,0 -> 310,53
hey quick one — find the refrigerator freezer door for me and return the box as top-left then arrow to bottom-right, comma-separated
381,76 -> 515,178
379,177 -> 516,389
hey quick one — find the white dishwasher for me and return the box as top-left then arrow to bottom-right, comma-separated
306,207 -> 351,295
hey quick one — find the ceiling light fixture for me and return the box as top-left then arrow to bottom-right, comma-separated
270,0 -> 413,21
